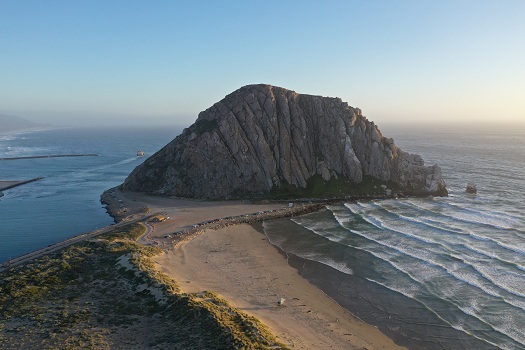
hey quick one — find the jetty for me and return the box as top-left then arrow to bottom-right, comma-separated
0,154 -> 98,161
0,177 -> 44,191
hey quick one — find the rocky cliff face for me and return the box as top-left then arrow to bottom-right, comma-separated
121,84 -> 447,199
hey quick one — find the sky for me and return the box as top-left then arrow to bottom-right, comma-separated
1,0 -> 524,128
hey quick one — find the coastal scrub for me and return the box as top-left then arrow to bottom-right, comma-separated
0,223 -> 288,349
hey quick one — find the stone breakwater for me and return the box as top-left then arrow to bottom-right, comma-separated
170,203 -> 326,247
0,177 -> 44,191
101,187 -> 328,248
0,154 -> 98,161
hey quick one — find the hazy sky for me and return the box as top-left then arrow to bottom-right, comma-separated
1,0 -> 524,127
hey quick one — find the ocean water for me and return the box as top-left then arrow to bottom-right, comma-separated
1,124 -> 524,349
263,125 -> 525,349
0,127 -> 178,263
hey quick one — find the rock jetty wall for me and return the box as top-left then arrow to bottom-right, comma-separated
122,84 -> 447,199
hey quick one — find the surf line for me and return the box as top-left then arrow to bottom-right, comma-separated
0,154 -> 98,161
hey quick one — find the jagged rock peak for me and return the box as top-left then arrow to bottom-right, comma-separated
121,84 -> 447,199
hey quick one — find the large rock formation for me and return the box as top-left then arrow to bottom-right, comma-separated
121,84 -> 447,199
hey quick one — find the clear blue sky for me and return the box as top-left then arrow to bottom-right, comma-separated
1,0 -> 524,127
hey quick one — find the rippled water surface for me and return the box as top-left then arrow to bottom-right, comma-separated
2,124 -> 524,349
264,126 -> 525,349
0,127 -> 178,262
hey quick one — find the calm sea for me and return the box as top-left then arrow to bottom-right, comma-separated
0,127 -> 178,263
1,124 -> 524,349
264,125 -> 525,349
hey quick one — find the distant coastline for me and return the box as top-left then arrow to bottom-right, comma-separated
0,114 -> 51,133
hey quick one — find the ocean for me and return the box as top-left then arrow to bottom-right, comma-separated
1,124 -> 524,349
0,127 -> 178,263
264,125 -> 525,349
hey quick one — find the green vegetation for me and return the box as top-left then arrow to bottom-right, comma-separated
0,222 -> 287,349
98,223 -> 146,242
268,174 -> 399,199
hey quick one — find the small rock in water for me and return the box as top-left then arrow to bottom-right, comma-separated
466,182 -> 477,194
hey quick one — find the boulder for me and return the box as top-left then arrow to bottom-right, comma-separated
466,183 -> 477,194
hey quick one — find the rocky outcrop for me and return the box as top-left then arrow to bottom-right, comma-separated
466,183 -> 477,194
121,84 -> 447,199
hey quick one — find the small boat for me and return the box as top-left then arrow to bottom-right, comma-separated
137,150 -> 145,157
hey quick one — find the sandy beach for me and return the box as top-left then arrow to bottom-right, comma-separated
1,184 -> 407,348
102,190 -> 406,348
154,223 -> 405,349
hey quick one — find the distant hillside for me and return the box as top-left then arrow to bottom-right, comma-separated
0,114 -> 45,132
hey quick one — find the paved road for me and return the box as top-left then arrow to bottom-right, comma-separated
137,220 -> 157,246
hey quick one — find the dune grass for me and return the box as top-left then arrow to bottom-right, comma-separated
0,223 -> 288,349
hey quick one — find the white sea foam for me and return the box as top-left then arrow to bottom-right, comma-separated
2,146 -> 54,157
405,198 -> 523,231
374,211 -> 525,271
265,226 -> 355,276
366,253 -> 522,348
0,135 -> 15,142
458,304 -> 525,348
372,200 -> 525,265
318,258 -> 354,275
287,206 -> 524,347
472,264 -> 525,299
327,205 -> 525,313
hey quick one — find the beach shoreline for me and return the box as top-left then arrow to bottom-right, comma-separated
100,189 -> 406,349
155,223 -> 405,349
3,187 -> 406,348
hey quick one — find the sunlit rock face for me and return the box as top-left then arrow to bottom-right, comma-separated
121,84 -> 447,199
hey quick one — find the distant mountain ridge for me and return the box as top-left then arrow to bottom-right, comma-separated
121,84 -> 447,199
0,114 -> 45,132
